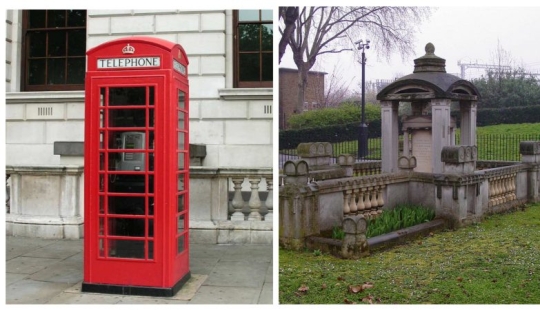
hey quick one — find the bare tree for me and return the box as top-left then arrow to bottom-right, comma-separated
315,61 -> 353,107
279,7 -> 299,64
279,6 -> 433,113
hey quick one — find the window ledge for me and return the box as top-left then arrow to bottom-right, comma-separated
6,91 -> 85,104
218,88 -> 272,101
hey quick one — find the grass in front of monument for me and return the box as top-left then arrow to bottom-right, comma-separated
279,203 -> 540,304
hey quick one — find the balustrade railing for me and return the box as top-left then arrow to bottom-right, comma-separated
352,161 -> 381,176
226,172 -> 273,222
487,172 -> 517,208
340,176 -> 387,220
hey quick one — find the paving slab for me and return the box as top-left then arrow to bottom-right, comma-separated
203,260 -> 268,288
188,286 -> 263,304
5,236 -> 273,304
6,278 -> 74,304
6,256 -> 61,275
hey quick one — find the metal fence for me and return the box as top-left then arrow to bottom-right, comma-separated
279,133 -> 540,168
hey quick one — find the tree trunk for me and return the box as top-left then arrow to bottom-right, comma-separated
295,65 -> 309,114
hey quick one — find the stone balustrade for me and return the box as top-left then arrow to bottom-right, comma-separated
341,177 -> 386,220
352,160 -> 382,176
485,165 -> 525,212
228,174 -> 273,222
6,165 -> 273,244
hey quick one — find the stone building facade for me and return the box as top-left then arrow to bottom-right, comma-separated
5,9 -> 273,243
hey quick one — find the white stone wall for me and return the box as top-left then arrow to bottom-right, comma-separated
5,10 -> 273,169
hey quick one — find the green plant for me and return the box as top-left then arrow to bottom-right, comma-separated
366,204 -> 435,238
313,249 -> 322,256
332,226 -> 345,240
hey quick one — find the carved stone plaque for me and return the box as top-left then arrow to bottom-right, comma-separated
411,130 -> 432,173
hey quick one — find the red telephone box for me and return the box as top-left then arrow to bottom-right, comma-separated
82,36 -> 190,297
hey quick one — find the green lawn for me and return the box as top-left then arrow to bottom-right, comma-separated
279,203 -> 540,304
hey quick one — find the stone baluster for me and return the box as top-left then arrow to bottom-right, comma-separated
230,177 -> 246,221
488,177 -> 495,207
511,173 -> 517,200
343,189 -> 351,215
370,186 -> 378,212
370,187 -> 379,218
363,187 -> 372,219
247,177 -> 262,221
377,184 -> 385,216
501,177 -> 507,203
494,177 -> 501,206
357,187 -> 366,214
264,178 -> 273,221
349,188 -> 358,214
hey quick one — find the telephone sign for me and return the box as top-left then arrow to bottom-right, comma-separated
83,36 -> 190,297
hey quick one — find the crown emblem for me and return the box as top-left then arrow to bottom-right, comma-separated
122,44 -> 135,54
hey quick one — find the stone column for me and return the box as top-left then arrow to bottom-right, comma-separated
381,100 -> 399,173
460,101 -> 477,146
431,99 -> 452,173
520,141 -> 540,202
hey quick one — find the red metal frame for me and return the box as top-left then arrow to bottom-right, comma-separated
83,37 -> 189,295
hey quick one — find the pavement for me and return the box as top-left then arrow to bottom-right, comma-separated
5,236 -> 273,304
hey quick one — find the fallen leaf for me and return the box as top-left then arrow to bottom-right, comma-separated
337,276 -> 346,281
363,282 -> 374,289
362,295 -> 374,304
321,283 -> 327,290
429,232 -> 434,236
418,241 -> 423,245
348,282 -> 374,294
349,285 -> 363,293
297,284 -> 309,293
457,277 -> 463,282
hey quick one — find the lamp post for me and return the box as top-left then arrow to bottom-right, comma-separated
355,39 -> 370,159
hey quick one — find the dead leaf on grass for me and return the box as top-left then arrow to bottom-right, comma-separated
297,284 -> 309,293
457,277 -> 463,282
321,283 -> 327,290
362,295 -> 374,304
337,276 -> 346,281
348,282 -> 374,294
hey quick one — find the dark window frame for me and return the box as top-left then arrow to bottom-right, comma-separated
233,10 -> 273,88
21,10 -> 87,91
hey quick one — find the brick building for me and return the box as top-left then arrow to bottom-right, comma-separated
279,67 -> 326,129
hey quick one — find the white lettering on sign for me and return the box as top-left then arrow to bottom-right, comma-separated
173,59 -> 186,75
97,57 -> 161,69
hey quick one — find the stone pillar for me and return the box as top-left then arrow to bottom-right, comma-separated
441,145 -> 477,174
460,101 -> 477,146
381,100 -> 399,173
337,154 -> 355,177
520,141 -> 540,202
431,99 -> 452,173
297,142 -> 332,169
279,160 -> 318,250
341,214 -> 369,259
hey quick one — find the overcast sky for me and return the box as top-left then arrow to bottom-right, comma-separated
279,5 -> 540,86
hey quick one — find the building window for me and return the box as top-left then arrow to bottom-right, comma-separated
22,10 -> 87,91
234,10 -> 273,88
